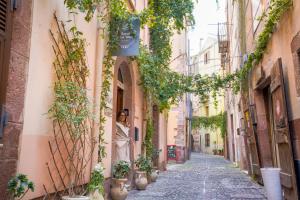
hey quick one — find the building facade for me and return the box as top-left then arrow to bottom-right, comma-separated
225,0 -> 250,171
226,0 -> 300,199
191,38 -> 224,155
166,30 -> 191,163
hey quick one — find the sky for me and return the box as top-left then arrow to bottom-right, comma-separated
188,0 -> 226,55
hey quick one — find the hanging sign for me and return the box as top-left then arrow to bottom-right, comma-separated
112,18 -> 140,56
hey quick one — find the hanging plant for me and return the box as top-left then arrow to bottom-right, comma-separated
192,112 -> 227,139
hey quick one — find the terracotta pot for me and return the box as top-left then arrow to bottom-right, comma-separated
62,196 -> 90,200
150,170 -> 159,182
111,178 -> 128,200
135,171 -> 148,190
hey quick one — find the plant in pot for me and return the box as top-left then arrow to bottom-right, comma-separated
7,174 -> 35,200
87,163 -> 105,200
150,149 -> 162,182
134,155 -> 151,190
111,160 -> 131,200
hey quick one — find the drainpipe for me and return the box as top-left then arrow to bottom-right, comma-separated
186,29 -> 193,160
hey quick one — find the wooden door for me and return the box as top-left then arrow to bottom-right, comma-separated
245,108 -> 263,183
270,58 -> 298,199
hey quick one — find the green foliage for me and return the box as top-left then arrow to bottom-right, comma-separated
192,112 -> 227,139
87,164 -> 105,194
7,174 -> 34,199
64,0 -> 103,21
138,0 -> 195,110
144,118 -> 154,159
112,160 -> 131,179
48,23 -> 91,138
135,155 -> 152,174
48,81 -> 90,137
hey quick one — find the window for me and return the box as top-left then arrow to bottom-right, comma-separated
205,106 -> 209,117
205,134 -> 210,147
291,33 -> 300,97
204,52 -> 209,64
118,68 -> 123,83
117,68 -> 124,119
294,50 -> 300,96
0,0 -> 11,105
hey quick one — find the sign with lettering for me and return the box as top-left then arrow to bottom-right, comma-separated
112,18 -> 140,56
167,145 -> 176,160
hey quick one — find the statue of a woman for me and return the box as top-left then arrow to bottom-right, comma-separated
115,110 -> 131,163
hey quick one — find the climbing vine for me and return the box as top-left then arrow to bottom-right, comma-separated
192,112 -> 227,139
233,0 -> 293,91
144,118 -> 154,159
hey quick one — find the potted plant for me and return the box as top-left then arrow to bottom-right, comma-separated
134,155 -> 151,190
111,160 -> 130,200
87,163 -> 105,200
150,149 -> 162,182
7,174 -> 35,200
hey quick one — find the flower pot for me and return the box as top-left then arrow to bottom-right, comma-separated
261,168 -> 282,200
89,189 -> 104,200
150,170 -> 159,182
111,178 -> 128,200
62,196 -> 90,200
135,171 -> 148,190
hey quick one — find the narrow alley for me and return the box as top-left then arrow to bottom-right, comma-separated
127,153 -> 266,200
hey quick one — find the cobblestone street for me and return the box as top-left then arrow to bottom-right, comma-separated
128,153 -> 266,200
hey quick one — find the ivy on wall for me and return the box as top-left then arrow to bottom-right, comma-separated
192,112 -> 227,139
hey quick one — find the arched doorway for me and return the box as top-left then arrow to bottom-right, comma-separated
111,57 -> 135,173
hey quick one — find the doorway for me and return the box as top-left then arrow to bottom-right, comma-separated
262,86 -> 278,167
112,59 -> 134,164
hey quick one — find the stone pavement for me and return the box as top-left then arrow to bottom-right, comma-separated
127,153 -> 266,200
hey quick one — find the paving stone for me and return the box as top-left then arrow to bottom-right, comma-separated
127,153 -> 267,200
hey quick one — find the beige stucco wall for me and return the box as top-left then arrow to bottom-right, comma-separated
18,1 -> 100,199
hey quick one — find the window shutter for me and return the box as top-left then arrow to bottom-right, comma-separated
0,0 -> 12,138
0,0 -> 12,104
